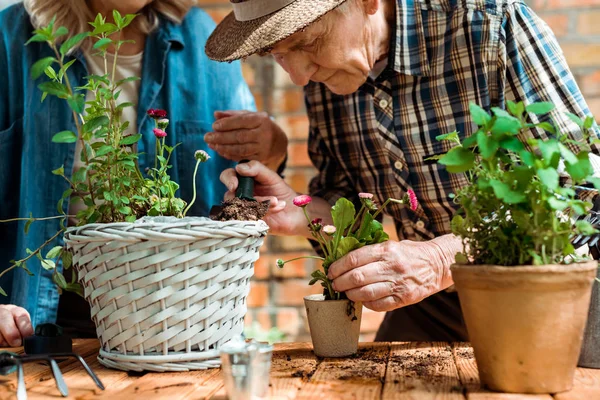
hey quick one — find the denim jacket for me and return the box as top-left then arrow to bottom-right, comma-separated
0,4 -> 255,326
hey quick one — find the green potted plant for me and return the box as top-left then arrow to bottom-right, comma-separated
437,101 -> 599,393
1,13 -> 268,372
277,192 -> 417,357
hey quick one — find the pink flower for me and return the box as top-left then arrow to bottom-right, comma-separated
292,195 -> 312,207
322,225 -> 336,235
310,218 -> 322,232
359,192 -> 374,199
407,189 -> 418,211
153,128 -> 167,138
147,109 -> 167,119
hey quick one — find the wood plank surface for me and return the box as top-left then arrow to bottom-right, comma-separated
451,343 -> 552,400
296,342 -> 390,399
382,342 -> 464,400
267,342 -> 318,400
1,340 -> 600,399
554,367 -> 600,400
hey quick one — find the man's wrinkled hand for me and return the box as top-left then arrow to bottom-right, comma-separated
327,238 -> 457,312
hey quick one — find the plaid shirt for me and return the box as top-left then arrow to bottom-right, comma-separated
306,0 -> 599,241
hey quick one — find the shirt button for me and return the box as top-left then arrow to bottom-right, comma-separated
379,99 -> 389,108
394,160 -> 403,170
415,220 -> 425,229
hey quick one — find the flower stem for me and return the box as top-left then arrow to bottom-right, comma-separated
347,204 -> 366,236
182,159 -> 201,217
372,198 -> 405,219
280,255 -> 326,265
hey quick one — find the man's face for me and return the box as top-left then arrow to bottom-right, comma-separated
270,2 -> 374,95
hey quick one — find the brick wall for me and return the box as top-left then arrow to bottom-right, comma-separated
200,0 -> 600,342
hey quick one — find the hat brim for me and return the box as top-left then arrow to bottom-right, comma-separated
205,0 -> 346,62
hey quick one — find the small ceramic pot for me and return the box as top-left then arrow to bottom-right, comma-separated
304,294 -> 362,357
451,261 -> 596,394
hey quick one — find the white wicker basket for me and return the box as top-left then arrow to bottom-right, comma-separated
63,216 -> 268,372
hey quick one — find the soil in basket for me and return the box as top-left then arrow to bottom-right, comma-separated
211,197 -> 269,221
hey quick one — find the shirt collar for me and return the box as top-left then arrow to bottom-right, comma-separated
388,0 -> 431,77
158,16 -> 185,49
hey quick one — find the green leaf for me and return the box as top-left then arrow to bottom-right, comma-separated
489,179 -> 526,204
91,23 -> 118,36
60,32 -> 90,56
558,143 -> 578,164
525,102 -> 555,115
125,215 -> 137,223
499,136 -> 525,153
95,145 -> 114,157
83,115 -> 109,133
52,130 -> 77,143
24,218 -> 34,235
119,206 -> 132,215
537,122 -> 556,135
93,37 -> 112,50
120,196 -> 130,204
336,237 -> 362,259
547,196 -> 568,211
31,57 -> 55,80
576,220 -> 599,235
0,287 -> 6,296
26,33 -> 49,45
566,152 -> 592,182
38,81 -> 68,98
119,134 -> 142,146
103,191 -> 113,201
45,246 -> 63,260
62,251 -> 73,270
588,177 -> 600,191
566,113 -> 584,128
491,115 -> 521,135
477,131 -> 499,160
53,272 -> 68,289
438,146 -> 475,173
116,77 -> 140,86
72,166 -> 87,184
470,103 -> 491,126
52,165 -> 65,176
584,116 -> 596,130
537,139 -> 560,167
537,167 -> 559,190
67,94 -> 86,114
41,259 -> 56,271
331,198 -> 355,233
507,100 -> 525,118
53,26 -> 68,39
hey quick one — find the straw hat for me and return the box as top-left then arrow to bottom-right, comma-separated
205,0 -> 347,62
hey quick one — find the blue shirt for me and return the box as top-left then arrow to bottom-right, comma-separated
0,4 -> 255,326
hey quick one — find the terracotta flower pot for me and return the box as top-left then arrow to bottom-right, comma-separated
451,261 -> 597,394
304,294 -> 362,357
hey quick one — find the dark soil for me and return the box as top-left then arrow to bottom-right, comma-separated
211,197 -> 269,221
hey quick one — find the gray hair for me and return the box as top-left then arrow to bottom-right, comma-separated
23,0 -> 197,50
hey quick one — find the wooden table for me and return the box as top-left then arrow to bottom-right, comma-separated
1,339 -> 599,399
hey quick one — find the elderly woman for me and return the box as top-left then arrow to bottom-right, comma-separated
0,0 -> 288,346
209,0 -> 600,341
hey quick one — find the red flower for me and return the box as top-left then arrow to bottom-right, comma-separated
292,195 -> 312,207
147,109 -> 167,119
407,189 -> 418,211
153,128 -> 167,138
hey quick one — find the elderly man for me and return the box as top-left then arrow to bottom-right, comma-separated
205,0 -> 598,341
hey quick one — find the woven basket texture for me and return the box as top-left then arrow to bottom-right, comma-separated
64,217 -> 268,372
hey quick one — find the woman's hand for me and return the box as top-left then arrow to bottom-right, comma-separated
220,161 -> 331,237
327,235 -> 461,312
205,111 -> 288,171
0,305 -> 34,347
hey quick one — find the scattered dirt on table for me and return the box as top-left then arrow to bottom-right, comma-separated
211,197 -> 269,221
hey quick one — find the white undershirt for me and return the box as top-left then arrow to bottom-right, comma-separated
68,51 -> 143,221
